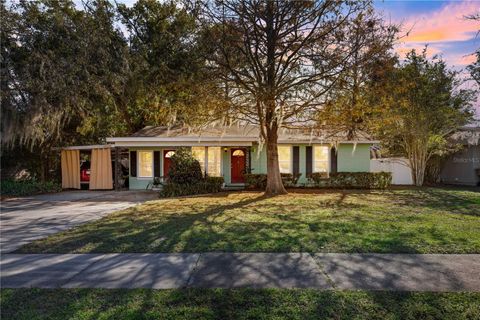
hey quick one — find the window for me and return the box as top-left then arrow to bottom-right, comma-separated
138,151 -> 153,178
164,151 -> 175,158
314,146 -> 329,172
278,145 -> 291,173
192,147 -> 206,174
232,149 -> 245,157
207,147 -> 221,176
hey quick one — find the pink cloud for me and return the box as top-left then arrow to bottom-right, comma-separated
401,1 -> 479,44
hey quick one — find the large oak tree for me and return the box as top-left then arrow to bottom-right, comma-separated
200,0 -> 385,195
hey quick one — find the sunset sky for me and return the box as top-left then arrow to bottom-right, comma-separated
376,0 -> 479,68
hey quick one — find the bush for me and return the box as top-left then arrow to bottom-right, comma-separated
1,179 -> 61,197
244,173 -> 267,189
168,148 -> 203,185
308,172 -> 391,189
246,172 -> 392,189
160,176 -> 224,198
245,173 -> 302,189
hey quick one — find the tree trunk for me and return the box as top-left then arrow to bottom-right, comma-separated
408,141 -> 427,187
265,124 -> 287,195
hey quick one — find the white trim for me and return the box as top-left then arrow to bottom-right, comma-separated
107,137 -> 257,142
110,141 -> 253,147
137,150 -> 154,179
61,144 -> 113,150
106,137 -> 377,145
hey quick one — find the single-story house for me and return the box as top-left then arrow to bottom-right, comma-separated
100,125 -> 378,190
440,126 -> 480,186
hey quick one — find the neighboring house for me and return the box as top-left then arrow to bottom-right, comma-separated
105,125 -> 377,190
440,127 -> 480,186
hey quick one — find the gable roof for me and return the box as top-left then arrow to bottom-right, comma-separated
107,124 -> 378,147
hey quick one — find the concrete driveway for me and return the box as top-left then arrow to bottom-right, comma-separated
0,191 -> 158,253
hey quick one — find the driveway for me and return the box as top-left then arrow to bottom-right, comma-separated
0,191 -> 158,253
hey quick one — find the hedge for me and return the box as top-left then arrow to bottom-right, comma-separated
245,172 -> 392,189
159,176 -> 224,197
244,173 -> 301,189
1,180 -> 62,197
308,172 -> 392,189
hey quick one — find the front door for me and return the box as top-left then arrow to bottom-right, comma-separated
163,150 -> 175,178
231,148 -> 246,183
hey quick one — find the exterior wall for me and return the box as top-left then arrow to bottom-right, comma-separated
127,143 -> 373,189
370,157 -> 413,185
440,145 -> 480,186
128,147 -> 174,190
337,144 -> 371,172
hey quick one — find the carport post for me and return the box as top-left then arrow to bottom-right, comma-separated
114,147 -> 120,191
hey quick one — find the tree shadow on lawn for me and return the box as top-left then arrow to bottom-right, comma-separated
381,187 -> 480,217
2,288 -> 480,320
14,188 -> 479,254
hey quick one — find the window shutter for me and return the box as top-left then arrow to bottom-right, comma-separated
293,146 -> 300,175
330,147 -> 338,173
130,151 -> 137,177
306,146 -> 312,175
153,151 -> 161,177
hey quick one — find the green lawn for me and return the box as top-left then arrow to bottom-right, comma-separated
16,187 -> 480,254
1,289 -> 479,320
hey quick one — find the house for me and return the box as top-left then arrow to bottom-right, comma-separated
102,125 -> 377,190
440,126 -> 480,186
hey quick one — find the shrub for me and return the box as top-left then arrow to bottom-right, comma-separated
244,173 -> 267,189
307,172 -> 330,187
160,177 -> 224,197
328,172 -> 392,189
245,173 -> 302,189
1,179 -> 61,197
281,173 -> 301,187
168,148 -> 203,184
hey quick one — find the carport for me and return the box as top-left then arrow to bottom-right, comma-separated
61,145 -> 124,190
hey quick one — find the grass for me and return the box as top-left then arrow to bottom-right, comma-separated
16,187 -> 480,254
1,289 -> 479,320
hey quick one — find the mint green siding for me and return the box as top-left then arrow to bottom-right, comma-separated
337,144 -> 370,172
250,146 -> 267,174
222,148 -> 231,184
128,147 -> 163,190
127,143 -> 372,189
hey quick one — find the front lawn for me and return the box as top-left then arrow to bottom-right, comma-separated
1,289 -> 479,320
16,187 -> 480,254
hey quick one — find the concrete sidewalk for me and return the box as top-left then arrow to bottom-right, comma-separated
2,253 -> 479,291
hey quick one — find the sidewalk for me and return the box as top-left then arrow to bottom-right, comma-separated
1,253 -> 479,291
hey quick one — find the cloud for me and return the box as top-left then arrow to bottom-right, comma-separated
401,1 -> 479,44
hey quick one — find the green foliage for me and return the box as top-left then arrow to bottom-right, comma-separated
327,172 -> 392,189
244,174 -> 267,189
372,49 -> 475,186
0,179 -> 61,197
307,172 -> 392,189
161,149 -> 224,197
159,177 -> 224,198
245,173 -> 301,189
246,172 -> 391,189
168,148 -> 203,185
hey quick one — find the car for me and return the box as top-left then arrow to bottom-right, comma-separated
80,160 -> 91,182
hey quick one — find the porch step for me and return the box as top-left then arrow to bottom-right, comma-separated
223,185 -> 246,191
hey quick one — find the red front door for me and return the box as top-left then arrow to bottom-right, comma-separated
231,148 -> 246,183
163,150 -> 175,178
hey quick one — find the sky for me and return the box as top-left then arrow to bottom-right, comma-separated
375,0 -> 479,67
74,0 -> 480,117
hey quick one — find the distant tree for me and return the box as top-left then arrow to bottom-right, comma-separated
373,50 -> 475,186
200,0 -> 384,195
316,10 -> 398,139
